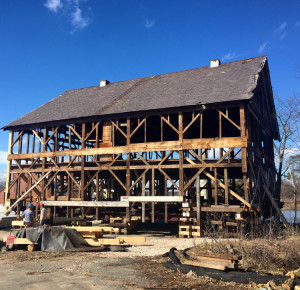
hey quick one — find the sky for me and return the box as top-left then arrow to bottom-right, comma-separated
0,0 -> 299,181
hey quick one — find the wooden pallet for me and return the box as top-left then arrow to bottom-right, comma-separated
179,225 -> 192,238
179,225 -> 203,238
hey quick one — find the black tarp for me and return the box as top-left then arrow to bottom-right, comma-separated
17,226 -> 105,252
163,248 -> 300,285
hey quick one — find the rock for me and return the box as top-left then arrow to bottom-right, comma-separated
186,270 -> 197,278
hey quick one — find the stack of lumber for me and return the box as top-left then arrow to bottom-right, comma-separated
182,251 -> 241,271
67,226 -> 146,246
2,236 -> 37,251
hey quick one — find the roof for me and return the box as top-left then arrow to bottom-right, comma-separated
3,56 -> 269,129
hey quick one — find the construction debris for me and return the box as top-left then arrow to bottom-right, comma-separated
2,225 -> 146,252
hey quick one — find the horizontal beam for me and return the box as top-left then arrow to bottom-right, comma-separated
8,137 -> 247,160
40,200 -> 129,207
9,162 -> 243,174
120,196 -> 184,202
196,206 -> 244,213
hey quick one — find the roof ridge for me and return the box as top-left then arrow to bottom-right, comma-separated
94,77 -> 152,116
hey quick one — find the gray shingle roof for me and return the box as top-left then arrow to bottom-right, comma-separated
3,56 -> 268,129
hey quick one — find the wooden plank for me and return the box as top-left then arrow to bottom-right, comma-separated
194,251 -> 241,260
194,258 -> 237,269
3,237 -> 36,245
41,200 -> 129,207
67,226 -> 118,232
181,260 -> 227,271
8,137 -> 248,160
12,220 -> 24,227
85,238 -> 124,246
123,196 -> 183,202
116,236 -> 146,243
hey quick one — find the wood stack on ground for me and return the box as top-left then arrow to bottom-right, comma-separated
3,236 -> 37,251
180,250 -> 241,271
67,225 -> 146,246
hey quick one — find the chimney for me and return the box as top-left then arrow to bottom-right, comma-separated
210,59 -> 221,68
100,80 -> 110,87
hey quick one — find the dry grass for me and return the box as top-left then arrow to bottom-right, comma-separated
192,225 -> 300,274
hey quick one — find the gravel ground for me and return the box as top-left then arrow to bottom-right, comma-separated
0,228 -> 247,289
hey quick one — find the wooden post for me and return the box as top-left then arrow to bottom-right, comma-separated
164,175 -> 168,224
41,127 -> 47,200
224,168 -> 229,205
142,172 -> 146,223
179,112 -> 184,196
214,168 -> 218,206
126,117 -> 131,222
240,104 -> 249,203
96,172 -> 99,219
80,123 -> 86,201
151,168 -> 155,223
4,131 -> 13,213
196,175 -> 201,226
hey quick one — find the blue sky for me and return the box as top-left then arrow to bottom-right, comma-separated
0,0 -> 299,180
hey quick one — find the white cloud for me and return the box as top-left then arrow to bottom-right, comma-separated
274,21 -> 287,40
258,41 -> 268,54
284,147 -> 300,159
71,6 -> 89,30
44,0 -> 63,13
0,151 -> 7,165
0,169 -> 6,183
221,52 -> 238,62
144,17 -> 155,29
44,0 -> 90,32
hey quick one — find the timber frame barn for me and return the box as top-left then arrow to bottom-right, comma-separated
2,56 -> 281,234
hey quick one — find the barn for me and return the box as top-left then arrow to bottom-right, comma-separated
2,55 -> 282,235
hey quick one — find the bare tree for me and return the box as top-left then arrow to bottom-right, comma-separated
274,95 -> 300,223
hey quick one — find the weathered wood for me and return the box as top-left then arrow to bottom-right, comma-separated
8,137 -> 248,160
4,131 -> 13,212
85,238 -> 124,246
204,171 -> 251,207
41,200 -> 129,207
123,196 -> 183,202
181,259 -> 227,271
5,170 -> 52,215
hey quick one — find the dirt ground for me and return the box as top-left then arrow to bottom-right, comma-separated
0,229 -> 248,290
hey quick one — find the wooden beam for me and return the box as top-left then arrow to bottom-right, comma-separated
8,137 -> 248,160
5,170 -> 52,215
4,131 -> 13,212
41,200 -> 129,207
122,196 -> 183,202
203,171 -> 250,207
